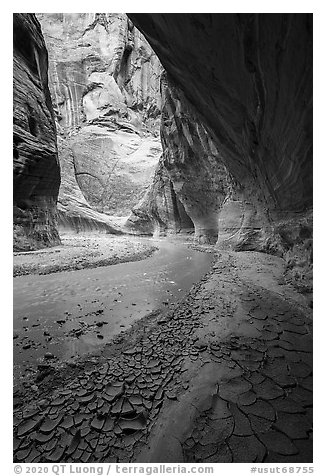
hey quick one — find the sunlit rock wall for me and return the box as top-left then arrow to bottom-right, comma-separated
37,13 -> 163,230
56,137 -> 124,234
37,13 -> 162,131
13,14 -> 61,251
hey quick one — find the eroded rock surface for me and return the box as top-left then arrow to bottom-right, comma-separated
37,13 -> 163,231
128,14 -> 313,288
129,14 -> 312,214
59,126 -> 160,219
13,14 -> 61,251
160,74 -> 232,244
126,74 -> 233,243
37,13 -> 162,132
126,158 -> 195,236
56,136 -> 124,233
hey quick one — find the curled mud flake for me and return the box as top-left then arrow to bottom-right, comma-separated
90,415 -> 105,432
34,430 -> 56,443
253,378 -> 284,400
15,447 -> 32,462
237,391 -> 257,406
207,416 -> 234,442
248,414 -> 273,434
287,386 -> 313,407
66,429 -> 81,456
209,395 -> 232,419
204,442 -> 232,463
288,361 -> 312,378
272,411 -> 311,439
228,434 -> 266,462
218,377 -> 252,402
118,412 -> 147,433
39,414 -> 64,433
104,382 -> 125,402
258,430 -> 299,456
46,445 -> 67,462
240,399 -> 276,421
229,403 -> 253,436
17,416 -> 44,437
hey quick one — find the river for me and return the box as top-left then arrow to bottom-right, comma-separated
13,238 -> 214,382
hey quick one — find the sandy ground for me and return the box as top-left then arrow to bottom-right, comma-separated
13,246 -> 312,463
13,233 -> 158,277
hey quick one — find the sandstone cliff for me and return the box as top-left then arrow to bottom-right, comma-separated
128,13 -> 313,292
129,14 -> 312,214
126,73 -> 233,243
37,13 -> 163,230
13,14 -> 61,251
126,157 -> 195,236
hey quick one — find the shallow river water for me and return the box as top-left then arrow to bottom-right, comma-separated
13,238 -> 214,381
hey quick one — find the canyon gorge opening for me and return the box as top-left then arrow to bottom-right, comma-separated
13,13 -> 312,465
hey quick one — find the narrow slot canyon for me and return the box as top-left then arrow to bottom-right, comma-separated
13,13 -> 313,464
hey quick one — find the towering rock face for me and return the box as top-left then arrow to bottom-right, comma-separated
56,136 -> 124,234
128,13 -> 313,290
37,13 -> 162,132
37,13 -> 163,230
129,14 -> 312,216
160,74 -> 232,244
126,157 -> 195,236
127,74 -> 232,243
13,14 -> 61,251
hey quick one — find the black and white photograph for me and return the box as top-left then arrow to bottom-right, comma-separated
11,4 -> 315,470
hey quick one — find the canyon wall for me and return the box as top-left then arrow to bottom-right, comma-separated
126,73 -> 233,243
13,14 -> 61,251
14,13 -> 313,296
126,158 -> 195,236
37,13 -> 163,230
128,13 -> 313,292
128,14 -> 312,215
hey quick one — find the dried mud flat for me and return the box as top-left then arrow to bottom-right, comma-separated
13,234 -> 158,277
13,249 -> 312,464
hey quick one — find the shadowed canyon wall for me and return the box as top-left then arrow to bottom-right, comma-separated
126,73 -> 233,243
128,13 -> 313,291
37,13 -> 163,231
128,14 -> 312,215
13,14 -> 61,251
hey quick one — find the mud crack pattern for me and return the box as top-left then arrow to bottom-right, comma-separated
13,252 -> 312,463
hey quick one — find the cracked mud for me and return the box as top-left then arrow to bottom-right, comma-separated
13,250 -> 312,463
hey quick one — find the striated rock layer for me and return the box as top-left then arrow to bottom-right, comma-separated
127,73 -> 233,243
13,14 -> 61,251
37,13 -> 163,231
160,74 -> 232,244
126,157 -> 195,236
128,13 -> 313,290
56,137 -> 124,234
37,13 -> 162,132
129,14 -> 312,213
59,126 -> 161,218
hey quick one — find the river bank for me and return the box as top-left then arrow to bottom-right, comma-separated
13,233 -> 158,277
13,237 -> 214,386
13,246 -> 312,463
